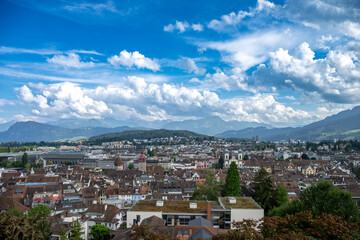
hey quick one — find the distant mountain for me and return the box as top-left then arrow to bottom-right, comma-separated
163,116 -> 272,135
47,118 -> 112,129
216,127 -> 297,139
0,120 -> 15,132
217,106 -> 360,141
88,129 -> 212,143
0,121 -> 146,143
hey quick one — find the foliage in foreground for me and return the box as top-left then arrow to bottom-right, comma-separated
269,180 -> 360,223
213,211 -> 360,240
130,225 -> 172,240
0,210 -> 52,240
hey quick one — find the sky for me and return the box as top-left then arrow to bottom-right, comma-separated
0,0 -> 360,127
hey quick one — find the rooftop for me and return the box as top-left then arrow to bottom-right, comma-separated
219,197 -> 261,209
130,200 -> 219,213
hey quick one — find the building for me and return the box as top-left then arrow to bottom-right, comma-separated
114,157 -> 124,171
224,149 -> 243,168
127,197 -> 263,229
138,155 -> 147,173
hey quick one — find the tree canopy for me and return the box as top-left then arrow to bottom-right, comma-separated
269,180 -> 360,223
213,211 -> 360,240
28,205 -> 51,220
224,162 -> 242,196
190,171 -> 222,201
90,224 -> 110,240
0,210 -> 52,240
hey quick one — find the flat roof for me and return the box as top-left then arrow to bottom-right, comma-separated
130,197 -> 261,213
219,197 -> 261,209
130,200 -> 219,213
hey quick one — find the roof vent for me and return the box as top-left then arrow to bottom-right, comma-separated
229,197 -> 237,204
156,200 -> 164,207
189,202 -> 197,209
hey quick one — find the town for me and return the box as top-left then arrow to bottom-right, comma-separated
1,136 -> 359,239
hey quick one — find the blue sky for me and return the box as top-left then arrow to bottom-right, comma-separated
0,0 -> 360,127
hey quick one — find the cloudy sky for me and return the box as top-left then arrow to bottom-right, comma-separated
0,0 -> 360,127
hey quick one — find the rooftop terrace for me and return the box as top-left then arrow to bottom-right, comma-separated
130,197 -> 261,213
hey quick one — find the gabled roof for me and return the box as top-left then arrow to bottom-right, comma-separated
140,215 -> 165,226
188,228 -> 212,240
0,196 -> 28,212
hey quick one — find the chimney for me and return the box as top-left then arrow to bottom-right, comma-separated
189,202 -> 197,209
207,202 -> 211,221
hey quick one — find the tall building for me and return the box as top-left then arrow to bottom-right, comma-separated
138,155 -> 147,173
224,149 -> 243,168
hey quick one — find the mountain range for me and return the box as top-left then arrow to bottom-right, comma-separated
0,106 -> 359,143
217,106 -> 360,141
162,116 -> 272,136
0,122 -> 145,143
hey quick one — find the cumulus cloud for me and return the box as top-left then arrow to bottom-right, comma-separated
193,68 -> 253,92
108,50 -> 160,71
15,78 -> 325,126
16,83 -> 112,119
47,53 -> 95,68
250,42 -> 360,103
208,0 -> 275,31
164,21 -> 204,33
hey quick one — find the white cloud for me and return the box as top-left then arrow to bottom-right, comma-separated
200,29 -> 304,71
251,42 -> 360,103
63,1 -> 118,14
16,82 -> 112,119
0,46 -> 101,55
191,23 -> 204,32
15,78 -> 323,126
208,0 -> 275,31
47,53 -> 95,68
194,68 -> 253,92
0,99 -> 15,106
164,21 -> 203,33
108,50 -> 160,71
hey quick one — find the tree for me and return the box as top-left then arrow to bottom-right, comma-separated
24,162 -> 31,172
0,211 -> 52,240
90,224 -> 110,240
190,171 -> 222,201
252,167 -> 276,214
274,185 -> 288,207
61,219 -> 83,240
6,207 -> 24,217
225,162 -> 242,197
128,163 -> 135,170
270,181 -> 360,223
28,205 -> 51,220
22,152 -> 28,166
243,154 -> 249,160
213,211 -> 360,240
218,155 -> 224,169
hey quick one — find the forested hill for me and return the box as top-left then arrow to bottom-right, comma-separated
88,129 -> 213,144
